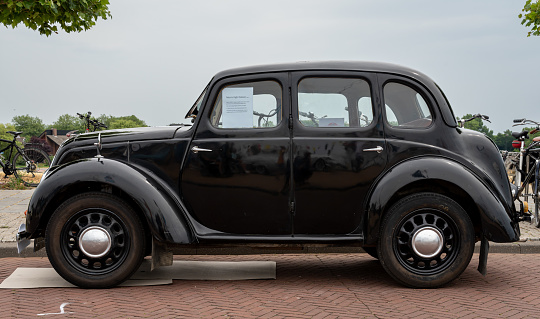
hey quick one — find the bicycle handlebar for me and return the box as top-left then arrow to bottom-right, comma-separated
458,113 -> 490,127
77,112 -> 92,120
77,111 -> 107,132
512,118 -> 540,127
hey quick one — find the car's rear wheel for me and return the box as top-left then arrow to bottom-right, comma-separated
378,193 -> 474,288
46,192 -> 146,288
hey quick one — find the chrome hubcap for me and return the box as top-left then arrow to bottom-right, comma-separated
411,226 -> 444,259
79,226 -> 112,258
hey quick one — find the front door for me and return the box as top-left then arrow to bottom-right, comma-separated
181,73 -> 292,235
290,72 -> 387,235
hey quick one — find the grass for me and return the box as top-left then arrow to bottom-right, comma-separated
0,174 -> 29,190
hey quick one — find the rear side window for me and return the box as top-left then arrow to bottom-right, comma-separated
298,77 -> 373,128
383,82 -> 432,128
210,80 -> 282,129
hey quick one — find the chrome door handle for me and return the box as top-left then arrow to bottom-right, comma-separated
191,146 -> 212,154
363,146 -> 384,154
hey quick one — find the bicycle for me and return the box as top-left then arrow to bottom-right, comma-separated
299,111 -> 327,127
510,118 -> 540,227
0,131 -> 51,187
253,109 -> 278,127
77,112 -> 108,133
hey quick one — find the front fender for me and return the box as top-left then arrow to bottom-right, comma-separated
364,157 -> 519,244
26,158 -> 194,244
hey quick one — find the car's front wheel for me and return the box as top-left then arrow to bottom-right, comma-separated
46,192 -> 146,288
378,193 -> 475,288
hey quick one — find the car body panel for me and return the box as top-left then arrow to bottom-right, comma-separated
27,158 -> 193,244
365,156 -> 520,244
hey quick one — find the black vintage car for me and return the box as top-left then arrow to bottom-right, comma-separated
17,61 -> 521,289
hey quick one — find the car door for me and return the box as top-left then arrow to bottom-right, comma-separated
291,72 -> 387,235
181,73 -> 292,235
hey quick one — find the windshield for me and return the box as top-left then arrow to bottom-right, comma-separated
185,86 -> 208,119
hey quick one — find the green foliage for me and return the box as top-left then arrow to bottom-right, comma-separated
0,0 -> 111,36
0,177 -> 28,190
0,123 -> 16,141
457,114 -> 494,137
12,114 -> 45,138
519,0 -> 540,37
492,130 -> 516,151
0,123 -> 17,159
52,114 -> 85,131
97,115 -> 147,130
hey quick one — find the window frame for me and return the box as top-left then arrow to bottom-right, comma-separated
381,79 -> 436,130
294,74 -> 378,133
209,79 -> 285,130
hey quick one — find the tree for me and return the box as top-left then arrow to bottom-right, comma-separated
52,114 -> 85,131
98,115 -> 147,130
0,123 -> 17,160
0,0 -> 111,36
520,0 -> 540,37
12,114 -> 45,138
458,114 -> 494,138
492,130 -> 516,151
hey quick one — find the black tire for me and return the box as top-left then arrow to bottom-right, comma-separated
12,147 -> 51,187
362,246 -> 379,259
534,165 -> 540,228
46,192 -> 146,288
535,196 -> 540,228
378,193 -> 474,288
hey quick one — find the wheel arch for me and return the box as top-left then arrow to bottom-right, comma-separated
26,158 -> 195,245
363,157 -> 519,245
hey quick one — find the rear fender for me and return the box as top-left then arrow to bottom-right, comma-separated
364,157 -> 519,244
26,158 -> 194,244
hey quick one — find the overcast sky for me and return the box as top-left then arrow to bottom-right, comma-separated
0,0 -> 538,133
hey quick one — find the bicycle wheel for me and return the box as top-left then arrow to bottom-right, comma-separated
13,148 -> 51,187
534,163 -> 540,228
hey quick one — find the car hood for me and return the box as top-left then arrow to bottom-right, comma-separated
71,125 -> 190,144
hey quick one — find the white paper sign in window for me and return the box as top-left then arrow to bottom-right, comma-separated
222,87 -> 254,128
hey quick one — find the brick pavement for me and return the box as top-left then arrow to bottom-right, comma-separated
1,189 -> 540,317
0,253 -> 539,318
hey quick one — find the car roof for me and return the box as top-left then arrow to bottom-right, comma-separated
214,61 -> 435,84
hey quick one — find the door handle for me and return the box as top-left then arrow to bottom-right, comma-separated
191,146 -> 212,154
363,146 -> 384,154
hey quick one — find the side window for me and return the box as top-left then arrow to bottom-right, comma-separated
383,82 -> 432,128
298,77 -> 373,128
210,80 -> 282,129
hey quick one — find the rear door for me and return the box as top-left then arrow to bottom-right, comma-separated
290,72 -> 387,235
